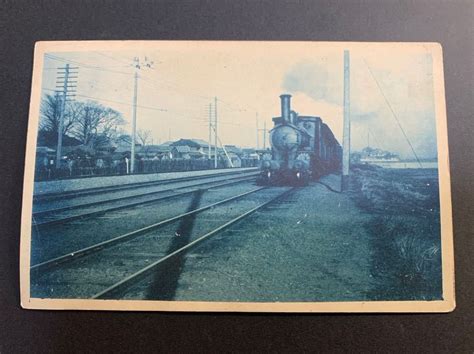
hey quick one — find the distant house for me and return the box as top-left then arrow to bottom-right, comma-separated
62,144 -> 96,157
242,148 -> 259,159
112,135 -> 134,155
137,144 -> 172,159
224,145 -> 243,156
36,130 -> 81,149
170,139 -> 213,159
358,147 -> 400,163
36,146 -> 56,156
35,146 -> 56,169
226,152 -> 242,167
171,145 -> 192,159
170,138 -> 209,149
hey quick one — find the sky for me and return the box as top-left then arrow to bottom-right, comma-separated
40,42 -> 439,159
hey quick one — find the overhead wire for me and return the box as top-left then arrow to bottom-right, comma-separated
93,52 -> 131,66
45,54 -> 133,76
364,59 -> 423,168
43,54 -> 260,131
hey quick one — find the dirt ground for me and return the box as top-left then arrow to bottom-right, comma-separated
32,166 -> 442,302
129,167 -> 442,302
128,174 -> 377,302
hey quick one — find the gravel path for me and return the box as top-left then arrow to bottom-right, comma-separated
125,174 -> 377,302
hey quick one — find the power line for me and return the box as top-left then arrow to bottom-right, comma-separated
42,87 -> 166,112
43,85 -> 213,150
42,87 -> 214,126
45,54 -> 258,120
94,52 -> 131,66
139,75 -> 212,101
364,60 -> 423,168
217,97 -> 256,112
367,126 -> 384,149
45,54 -> 133,76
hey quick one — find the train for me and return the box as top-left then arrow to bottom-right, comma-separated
258,94 -> 342,186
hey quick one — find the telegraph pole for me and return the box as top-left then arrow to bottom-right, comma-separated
208,103 -> 212,160
214,97 -> 218,168
256,113 -> 259,150
263,121 -> 267,149
257,118 -> 267,150
341,50 -> 351,191
130,56 -> 153,174
55,64 -> 78,168
131,68 -> 138,174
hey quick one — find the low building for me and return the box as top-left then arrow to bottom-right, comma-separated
353,147 -> 400,164
226,152 -> 242,167
223,144 -> 240,154
137,145 -> 172,159
242,148 -> 259,159
171,145 -> 192,159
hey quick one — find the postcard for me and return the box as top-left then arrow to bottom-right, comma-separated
20,41 -> 454,312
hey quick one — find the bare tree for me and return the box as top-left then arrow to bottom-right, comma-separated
71,100 -> 125,148
137,129 -> 153,156
39,93 -> 79,135
137,129 -> 152,147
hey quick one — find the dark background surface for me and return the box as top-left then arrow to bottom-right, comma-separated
0,0 -> 472,352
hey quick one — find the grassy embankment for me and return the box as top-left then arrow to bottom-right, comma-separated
350,164 -> 442,300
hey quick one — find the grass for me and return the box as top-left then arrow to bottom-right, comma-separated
351,164 -> 442,300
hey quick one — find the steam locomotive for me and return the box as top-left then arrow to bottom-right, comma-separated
258,94 -> 342,186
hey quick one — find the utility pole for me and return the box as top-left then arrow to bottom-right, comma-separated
208,103 -> 212,160
214,97 -> 218,168
263,121 -> 267,149
342,50 -> 351,191
256,113 -> 259,150
130,56 -> 153,174
130,69 -> 138,174
55,64 -> 78,168
257,118 -> 267,150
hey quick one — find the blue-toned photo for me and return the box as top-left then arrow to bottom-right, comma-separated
21,41 -> 454,312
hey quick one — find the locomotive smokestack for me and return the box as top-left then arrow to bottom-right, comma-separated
280,94 -> 291,124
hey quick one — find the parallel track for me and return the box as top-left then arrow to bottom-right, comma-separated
31,186 -> 296,299
33,172 -> 258,227
93,187 -> 295,299
34,168 -> 258,202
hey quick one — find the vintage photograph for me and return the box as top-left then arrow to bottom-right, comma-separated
20,41 -> 454,312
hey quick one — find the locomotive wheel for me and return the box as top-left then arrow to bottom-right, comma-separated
294,171 -> 309,186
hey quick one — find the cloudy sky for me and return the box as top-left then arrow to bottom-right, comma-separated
41,42 -> 438,158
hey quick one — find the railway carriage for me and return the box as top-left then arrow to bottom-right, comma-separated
258,94 -> 342,186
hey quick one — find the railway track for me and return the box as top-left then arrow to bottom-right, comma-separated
30,185 -> 296,300
33,168 -> 258,202
33,171 -> 259,227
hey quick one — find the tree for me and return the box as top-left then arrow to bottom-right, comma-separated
137,129 -> 152,147
39,93 -> 79,135
137,129 -> 153,156
71,100 -> 125,148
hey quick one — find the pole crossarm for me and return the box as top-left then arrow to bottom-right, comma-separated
130,56 -> 154,173
55,63 -> 78,169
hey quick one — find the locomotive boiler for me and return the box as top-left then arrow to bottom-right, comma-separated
258,94 -> 342,185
